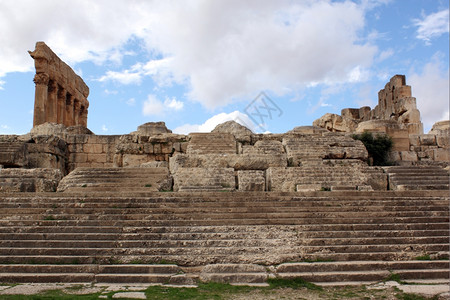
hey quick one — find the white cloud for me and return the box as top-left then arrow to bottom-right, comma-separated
413,9 -> 449,44
126,98 -> 136,106
164,97 -> 183,110
142,94 -> 184,116
98,69 -> 142,85
98,58 -> 173,85
377,48 -> 394,62
142,1 -> 377,109
0,79 -> 5,90
101,125 -> 108,132
0,1 -> 377,110
408,54 -> 449,132
173,111 -> 257,134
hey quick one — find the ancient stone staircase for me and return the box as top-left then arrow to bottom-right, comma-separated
56,167 -> 172,192
0,191 -> 448,285
385,166 -> 449,190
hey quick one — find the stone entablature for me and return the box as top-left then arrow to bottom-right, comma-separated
29,42 -> 89,128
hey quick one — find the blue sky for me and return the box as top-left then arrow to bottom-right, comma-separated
0,0 -> 448,135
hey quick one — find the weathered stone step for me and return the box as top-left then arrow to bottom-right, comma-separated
0,237 -> 446,251
0,264 -> 180,274
0,238 -> 291,248
1,222 -> 447,235
1,216 -> 448,226
1,197 -> 447,208
1,229 -> 447,241
395,184 -> 449,191
277,269 -> 449,283
276,261 -> 450,273
0,264 -> 182,284
2,204 -> 448,215
5,209 -> 450,219
1,250 -> 448,266
0,243 -> 446,256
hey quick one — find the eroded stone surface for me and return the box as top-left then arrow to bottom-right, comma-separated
29,42 -> 89,128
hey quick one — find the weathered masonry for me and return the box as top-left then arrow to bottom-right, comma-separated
29,42 -> 89,128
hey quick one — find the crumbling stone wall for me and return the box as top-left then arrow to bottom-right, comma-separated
313,75 -> 423,135
29,42 -> 89,128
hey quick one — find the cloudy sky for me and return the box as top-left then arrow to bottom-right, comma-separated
0,0 -> 448,135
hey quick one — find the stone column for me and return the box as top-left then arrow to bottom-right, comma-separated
33,73 -> 49,127
80,104 -> 88,127
64,93 -> 74,126
73,99 -> 81,126
57,86 -> 65,125
47,80 -> 58,123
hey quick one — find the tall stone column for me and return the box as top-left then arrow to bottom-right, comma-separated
33,73 -> 49,127
80,104 -> 88,127
57,86 -> 65,125
73,99 -> 81,125
47,80 -> 58,123
64,93 -> 74,126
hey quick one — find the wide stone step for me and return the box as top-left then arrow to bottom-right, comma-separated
1,216 -> 448,227
394,184 -> 449,191
277,269 -> 449,283
1,229 -> 448,241
1,250 -> 448,266
276,261 -> 450,273
2,204 -> 448,216
0,243 -> 447,257
0,264 -> 183,284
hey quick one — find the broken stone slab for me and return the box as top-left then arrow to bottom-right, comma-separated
172,167 -> 235,192
238,170 -> 265,191
136,122 -> 172,135
0,168 -> 63,192
212,120 -> 253,144
169,153 -> 287,173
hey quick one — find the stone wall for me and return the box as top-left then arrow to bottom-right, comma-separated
313,75 -> 423,135
29,42 -> 89,128
313,75 -> 449,164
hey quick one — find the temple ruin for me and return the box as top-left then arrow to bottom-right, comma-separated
29,42 -> 89,128
0,42 -> 448,288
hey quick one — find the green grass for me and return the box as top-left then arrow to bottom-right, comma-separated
144,184 -> 152,187
415,254 -> 431,261
267,277 -> 323,291
145,282 -> 256,300
385,272 -> 406,284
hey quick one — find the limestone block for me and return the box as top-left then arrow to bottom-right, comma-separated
0,168 -> 62,192
169,153 -> 287,172
172,167 -> 235,192
212,120 -> 253,143
341,108 -> 361,120
296,184 -> 322,192
187,133 -> 237,155
429,120 -> 450,135
419,135 -> 436,146
0,142 -> 28,167
137,121 -> 172,135
140,161 -> 169,168
243,140 -> 285,155
400,151 -> 418,161
434,148 -> 450,162
233,154 -> 287,170
238,170 -> 265,191
313,113 -> 357,132
409,135 -> 420,147
83,143 -> 103,154
436,136 -> 449,148
387,151 -> 401,162
122,154 -> 150,167
394,85 -> 411,100
87,153 -> 107,163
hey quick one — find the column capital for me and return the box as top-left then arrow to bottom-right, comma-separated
33,73 -> 49,85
